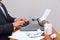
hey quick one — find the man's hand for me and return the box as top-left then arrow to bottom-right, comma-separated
12,17 -> 27,31
12,20 -> 25,28
12,20 -> 25,31
15,17 -> 27,21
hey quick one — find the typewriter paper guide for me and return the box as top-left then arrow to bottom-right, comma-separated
40,8 -> 51,21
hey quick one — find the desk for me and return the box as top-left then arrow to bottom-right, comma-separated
42,27 -> 60,40
10,27 -> 60,40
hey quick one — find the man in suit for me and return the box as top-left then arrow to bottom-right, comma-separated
0,0 -> 26,40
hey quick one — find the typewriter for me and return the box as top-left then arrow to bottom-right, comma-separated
20,8 -> 51,31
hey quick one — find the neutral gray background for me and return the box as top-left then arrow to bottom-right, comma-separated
2,0 -> 60,34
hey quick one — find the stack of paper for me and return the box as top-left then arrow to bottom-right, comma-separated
9,30 -> 44,40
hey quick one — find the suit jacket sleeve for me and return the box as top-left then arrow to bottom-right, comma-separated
0,23 -> 14,35
7,13 -> 15,22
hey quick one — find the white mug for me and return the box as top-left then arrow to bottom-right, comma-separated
44,23 -> 52,35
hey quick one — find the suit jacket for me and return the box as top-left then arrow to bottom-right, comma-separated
0,2 -> 15,40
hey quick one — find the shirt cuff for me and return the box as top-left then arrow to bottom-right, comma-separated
14,18 -> 17,21
14,27 -> 16,30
